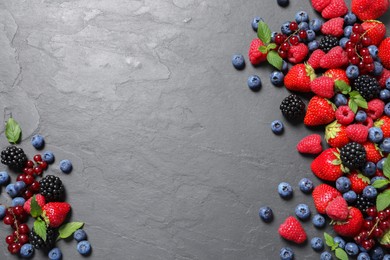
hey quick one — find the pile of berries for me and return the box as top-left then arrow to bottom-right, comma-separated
232,0 -> 390,259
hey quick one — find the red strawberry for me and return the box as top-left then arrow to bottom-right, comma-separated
325,121 -> 350,148
324,68 -> 350,85
311,0 -> 332,12
320,46 -> 348,69
248,38 -> 267,65
308,49 -> 326,70
379,38 -> 390,70
366,99 -> 385,120
304,96 -> 336,126
377,68 -> 390,88
352,0 -> 390,21
42,202 -> 71,228
311,148 -> 344,181
312,184 -> 342,214
310,76 -> 335,98
326,196 -> 349,221
363,142 -> 383,163
288,43 -> 309,64
278,216 -> 307,244
375,115 -> 390,138
362,21 -> 386,46
284,64 -> 316,92
321,18 -> 344,37
335,106 -> 355,125
296,134 -> 323,154
346,124 -> 369,143
333,207 -> 364,237
348,171 -> 370,194
322,0 -> 348,19
23,194 -> 46,214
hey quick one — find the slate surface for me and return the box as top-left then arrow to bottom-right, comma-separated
0,0 -> 389,259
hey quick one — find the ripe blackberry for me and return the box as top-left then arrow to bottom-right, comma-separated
1,145 -> 27,169
319,35 -> 339,52
340,142 -> 366,170
280,94 -> 305,121
39,175 -> 65,202
29,227 -> 58,250
353,75 -> 380,101
354,194 -> 374,213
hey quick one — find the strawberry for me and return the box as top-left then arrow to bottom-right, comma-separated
352,0 -> 390,21
363,142 -> 383,163
325,121 -> 350,148
23,194 -> 46,214
248,38 -> 267,65
377,68 -> 390,88
379,38 -> 390,70
308,49 -> 326,70
304,96 -> 336,126
312,184 -> 341,214
324,68 -> 349,85
42,202 -> 71,228
321,0 -> 348,19
311,148 -> 344,181
326,196 -> 349,221
346,124 -> 369,143
284,64 -> 316,92
333,207 -> 364,237
361,21 -> 386,46
296,134 -> 323,154
321,18 -> 344,37
311,0 -> 332,12
278,216 -> 307,244
348,171 -> 370,194
375,115 -> 390,138
288,43 -> 309,64
320,46 -> 348,69
310,76 -> 334,98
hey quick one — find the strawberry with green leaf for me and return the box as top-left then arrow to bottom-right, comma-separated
347,171 -> 370,194
333,207 -> 364,237
311,148 -> 346,181
363,142 -> 383,163
325,121 -> 350,148
375,115 -> 390,138
284,63 -> 316,92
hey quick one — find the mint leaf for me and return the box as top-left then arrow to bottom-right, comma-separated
384,154 -> 390,179
324,232 -> 335,247
266,51 -> 283,70
5,118 -> 21,144
348,99 -> 358,114
30,195 -> 42,218
335,248 -> 348,260
372,179 -> 390,189
377,189 -> 390,211
34,218 -> 47,241
267,43 -> 277,50
259,45 -> 268,54
257,21 -> 271,44
58,222 -> 84,239
335,80 -> 351,94
349,91 -> 368,109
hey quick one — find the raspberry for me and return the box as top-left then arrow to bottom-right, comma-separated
366,99 -> 385,120
335,106 -> 355,125
280,94 -> 306,121
1,146 -> 28,169
340,142 -> 366,170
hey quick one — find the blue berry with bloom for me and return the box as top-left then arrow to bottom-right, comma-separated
59,159 -> 73,173
31,134 -> 45,149
77,240 -> 92,255
231,54 -> 245,70
247,75 -> 262,91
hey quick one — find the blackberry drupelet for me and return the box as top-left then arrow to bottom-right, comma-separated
280,94 -> 306,121
39,175 -> 65,202
353,75 -> 380,101
29,227 -> 58,250
1,145 -> 27,169
340,142 -> 366,170
354,194 -> 374,212
319,35 -> 339,52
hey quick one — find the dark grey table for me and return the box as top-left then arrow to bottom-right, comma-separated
0,0 -> 388,259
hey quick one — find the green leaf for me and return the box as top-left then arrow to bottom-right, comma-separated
267,43 -> 277,50
257,21 -> 272,44
30,195 -> 42,218
335,248 -> 348,260
334,80 -> 351,94
58,222 -> 84,239
372,179 -> 390,189
349,91 -> 368,109
259,45 -> 268,54
34,218 -> 47,241
384,154 -> 390,179
332,159 -> 341,165
5,118 -> 21,144
324,232 -> 335,247
354,99 -> 368,109
266,50 -> 283,70
376,189 -> 390,211
348,99 -> 358,114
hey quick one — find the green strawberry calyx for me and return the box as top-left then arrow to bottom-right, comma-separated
325,121 -> 341,142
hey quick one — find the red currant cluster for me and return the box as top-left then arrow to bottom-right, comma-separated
4,207 -> 29,254
274,21 -> 308,59
354,207 -> 390,251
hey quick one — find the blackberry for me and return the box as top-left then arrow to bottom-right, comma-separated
1,145 -> 27,169
39,175 -> 65,202
319,35 -> 339,52
280,94 -> 305,121
29,227 -> 58,250
353,75 -> 380,101
340,142 -> 366,170
354,194 -> 374,213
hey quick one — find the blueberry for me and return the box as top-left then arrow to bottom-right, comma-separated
363,185 -> 377,199
368,45 -> 379,58
343,190 -> 357,203
77,240 -> 92,256
271,32 -> 278,43
14,181 -> 26,193
295,11 -> 309,23
251,17 -> 263,32
311,237 -> 324,251
363,161 -> 376,177
334,93 -> 348,107
339,37 -> 349,49
377,157 -> 386,170
247,75 -> 262,91
344,11 -> 357,25
6,183 -> 18,198
308,40 -> 319,51
270,71 -> 284,86
345,242 -> 359,256
380,89 -> 390,101
277,0 -> 289,7
259,206 -> 274,223
298,177 -> 314,194
271,120 -> 284,135
12,197 -> 25,207
74,229 -> 88,242
336,176 -> 351,193
320,251 -> 333,260
278,182 -> 293,199
371,246 -> 384,260
31,134 -> 45,149
334,236 -> 346,249
312,214 -> 326,228
295,203 -> 311,220
344,26 -> 353,38
59,159 -> 73,174
279,247 -> 294,260
281,60 -> 288,74
368,127 -> 384,143
20,243 -> 34,258
281,21 -> 292,35
309,18 -> 323,32
43,151 -> 55,164
231,54 -> 245,70
305,29 -> 316,41
373,61 -> 384,76
384,254 -> 390,260
355,110 -> 367,122
386,78 -> 390,90
385,103 -> 390,116
346,65 -> 359,79
298,22 -> 309,31
357,252 -> 370,260
48,247 -> 62,260
0,171 -> 9,185
0,205 -> 5,219
380,138 -> 390,153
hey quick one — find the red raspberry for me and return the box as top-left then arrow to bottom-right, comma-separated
357,116 -> 374,128
366,99 -> 384,120
248,38 -> 267,65
321,17 -> 344,37
346,124 -> 369,143
287,43 -> 309,64
335,106 -> 355,125
320,46 -> 348,69
308,49 -> 326,70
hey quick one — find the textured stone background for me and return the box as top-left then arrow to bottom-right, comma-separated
0,0 -> 388,259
